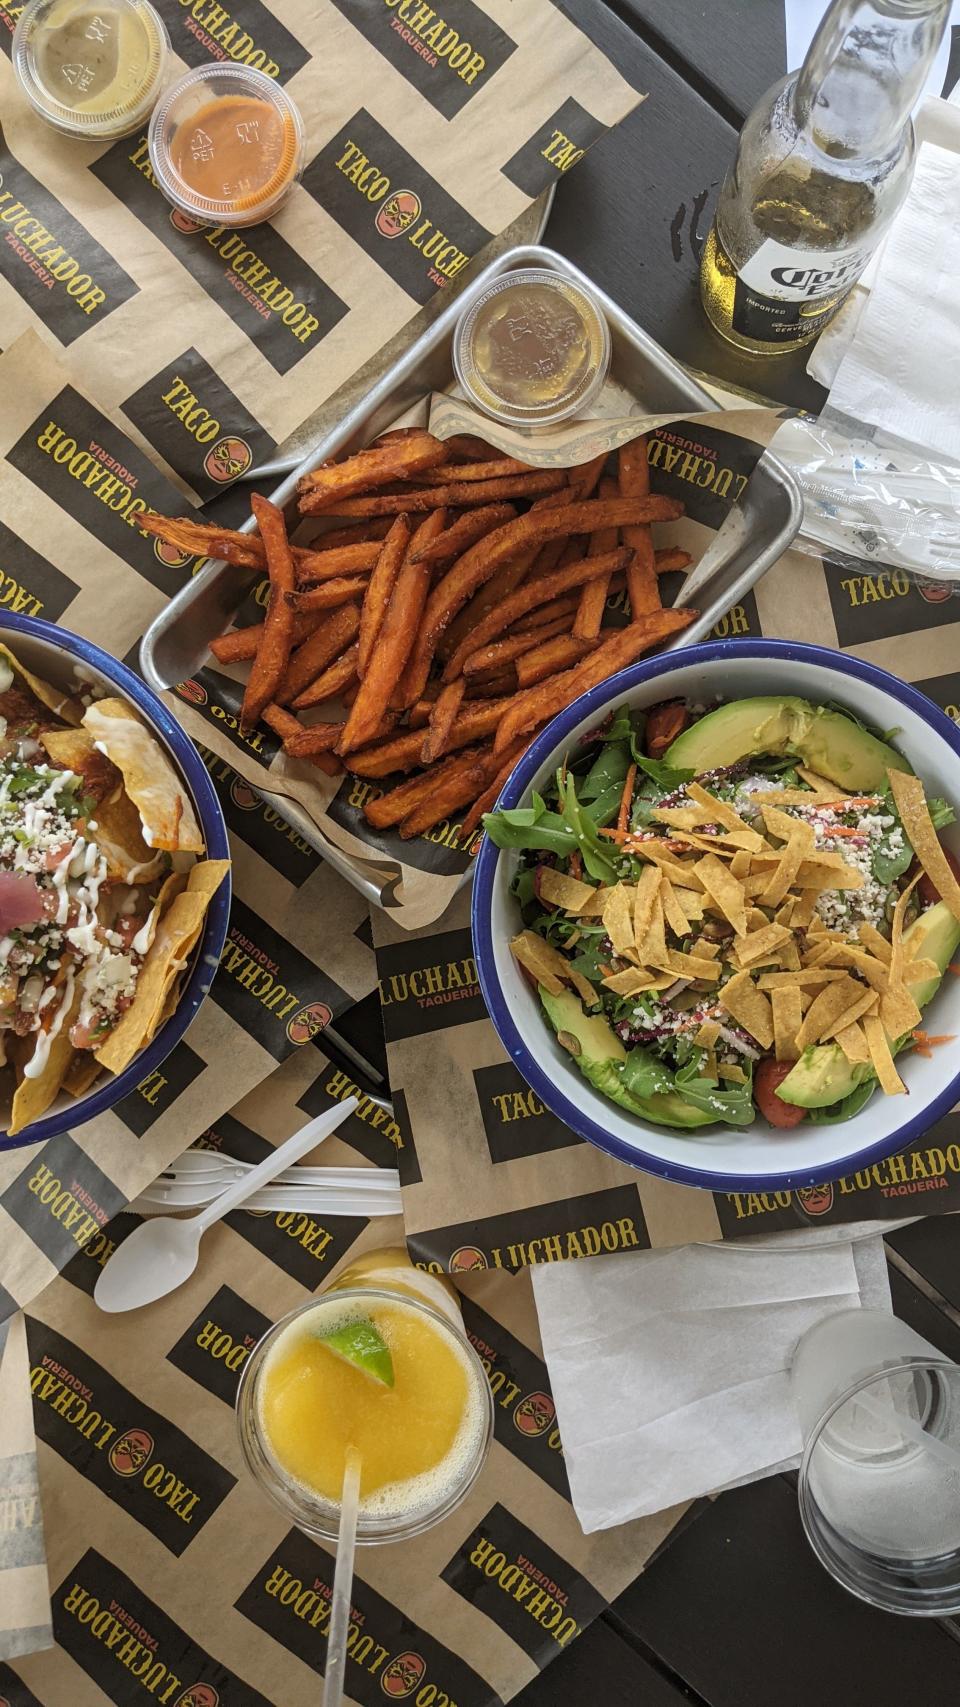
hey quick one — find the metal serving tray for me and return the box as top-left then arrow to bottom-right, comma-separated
141,244 -> 803,909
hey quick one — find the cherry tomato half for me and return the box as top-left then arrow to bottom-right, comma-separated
754,1057 -> 807,1129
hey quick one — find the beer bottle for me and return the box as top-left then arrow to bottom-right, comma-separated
700,0 -> 949,355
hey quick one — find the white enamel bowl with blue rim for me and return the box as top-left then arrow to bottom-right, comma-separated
472,639 -> 960,1191
0,613 -> 230,1152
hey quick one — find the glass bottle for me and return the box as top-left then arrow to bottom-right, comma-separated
700,0 -> 950,355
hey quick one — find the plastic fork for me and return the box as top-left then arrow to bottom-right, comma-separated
130,1181 -> 402,1217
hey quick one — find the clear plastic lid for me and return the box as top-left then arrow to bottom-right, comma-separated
148,65 -> 305,230
13,0 -> 168,139
453,269 -> 611,426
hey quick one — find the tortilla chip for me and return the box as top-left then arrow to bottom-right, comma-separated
794,977 -> 865,1048
538,868 -> 597,914
636,891 -> 667,968
632,867 -> 661,954
791,889 -> 819,928
9,987 -> 82,1134
719,969 -> 774,1048
695,1019 -> 721,1048
859,924 -> 892,965
568,967 -> 601,1009
62,1051 -> 104,1099
602,967 -> 658,995
718,1062 -> 747,1083
880,985 -> 921,1037
0,642 -> 82,726
641,845 -> 705,890
819,987 -> 878,1039
758,968 -> 848,987
888,870 -> 921,996
510,931 -> 567,996
687,782 -> 762,841
730,850 -> 752,878
577,886 -> 611,918
793,862 -> 863,891
659,875 -> 690,939
763,818 -> 816,906
796,767 -> 851,799
771,987 -> 802,1061
662,949 -> 721,981
672,885 -> 704,921
83,698 -> 204,853
836,1021 -> 870,1063
694,853 -> 746,936
835,944 -> 889,991
863,1013 -> 906,1094
888,769 -> 960,923
734,922 -> 792,967
95,859 -> 230,1074
603,883 -> 635,958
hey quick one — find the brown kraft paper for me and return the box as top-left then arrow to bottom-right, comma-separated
0,330 -> 377,1318
167,394 -> 785,931
0,0 -> 642,503
3,1042 -> 687,1704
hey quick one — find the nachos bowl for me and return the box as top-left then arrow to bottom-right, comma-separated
0,614 -> 230,1152
472,640 -> 960,1192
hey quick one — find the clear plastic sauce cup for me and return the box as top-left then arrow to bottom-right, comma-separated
13,0 -> 169,140
148,64 -> 305,229
453,268 -> 611,427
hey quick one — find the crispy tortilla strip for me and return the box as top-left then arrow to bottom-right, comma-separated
537,868 -> 598,914
95,861 -> 230,1073
493,612 -> 697,757
858,923 -> 893,964
671,884 -> 705,922
790,888 -> 819,928
880,984 -> 921,1037
833,944 -> 889,991
659,875 -> 691,939
9,985 -> 83,1134
278,604 -> 360,706
718,970 -> 774,1049
771,987 -> 803,1062
296,432 -> 444,500
796,767 -> 851,799
794,861 -> 863,891
819,987 -> 879,1038
729,850 -> 752,878
568,967 -> 601,1009
603,967 -> 656,994
403,495 -> 685,703
662,948 -> 721,980
696,1019 -> 721,1047
240,494 -> 297,730
794,977 -> 865,1048
687,782 -> 764,844
734,922 -> 793,966
863,1013 -> 906,1094
337,511 -> 443,751
888,770 -> 960,922
718,1062 -> 747,1084
632,865 -> 661,952
758,969 -> 849,987
510,930 -> 568,996
637,891 -> 668,968
889,870 -> 921,996
0,642 -> 82,727
694,852 -> 747,936
763,818 -> 816,906
302,468 -> 568,517
357,515 -> 411,681
603,883 -> 635,957
836,1021 -> 871,1064
82,699 -> 203,853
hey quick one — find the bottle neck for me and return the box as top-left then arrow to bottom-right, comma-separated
793,0 -> 948,158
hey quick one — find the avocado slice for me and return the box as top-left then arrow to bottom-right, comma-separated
539,987 -> 715,1129
665,695 -> 911,791
777,901 -> 960,1108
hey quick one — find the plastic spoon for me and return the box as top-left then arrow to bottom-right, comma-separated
94,1099 -> 358,1313
324,1448 -> 362,1707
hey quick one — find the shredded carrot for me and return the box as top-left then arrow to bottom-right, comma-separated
569,850 -> 583,880
617,762 -> 637,835
835,796 -> 882,807
913,1044 -> 933,1058
599,827 -> 628,841
913,1030 -> 955,1048
823,826 -> 866,838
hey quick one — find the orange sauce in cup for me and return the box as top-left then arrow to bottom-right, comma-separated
170,94 -> 292,210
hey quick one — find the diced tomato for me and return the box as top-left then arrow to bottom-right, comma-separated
909,844 -> 960,907
68,1020 -> 98,1051
754,1058 -> 807,1129
42,845 -> 73,871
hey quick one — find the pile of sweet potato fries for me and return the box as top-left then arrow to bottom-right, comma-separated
142,429 -> 698,840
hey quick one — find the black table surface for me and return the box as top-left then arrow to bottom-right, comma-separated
343,6 -> 960,1703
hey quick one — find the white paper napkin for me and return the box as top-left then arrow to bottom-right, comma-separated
530,1231 -> 890,1533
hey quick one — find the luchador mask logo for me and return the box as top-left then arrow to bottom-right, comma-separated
109,1426 -> 154,1477
153,538 -> 192,569
174,1686 -> 220,1707
176,679 -> 208,707
380,1652 -> 426,1697
230,777 -> 260,811
448,1246 -> 487,1273
916,577 -> 952,604
375,191 -> 421,239
514,1391 -> 556,1437
796,1183 -> 834,1217
170,209 -> 204,235
204,437 -> 253,484
286,1001 -> 332,1044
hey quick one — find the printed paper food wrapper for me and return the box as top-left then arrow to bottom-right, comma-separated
167,391 -> 785,931
0,330 -> 376,1320
0,0 -> 642,507
2,1045 -> 687,1703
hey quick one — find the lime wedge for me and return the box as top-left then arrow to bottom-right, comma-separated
318,1318 -> 394,1387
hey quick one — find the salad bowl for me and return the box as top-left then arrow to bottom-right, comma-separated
472,640 -> 960,1190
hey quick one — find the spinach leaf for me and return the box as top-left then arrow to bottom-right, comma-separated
871,822 -> 914,886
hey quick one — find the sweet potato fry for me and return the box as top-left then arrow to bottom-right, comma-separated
654,547 -> 693,575
573,476 -> 620,640
363,745 -> 492,830
408,504 -> 516,566
358,515 -> 410,680
399,748 -> 502,838
420,678 -> 466,764
570,453 -> 608,499
493,610 -> 697,755
140,511 -> 374,583
401,496 -> 682,706
292,645 -> 360,710
311,519 -> 392,549
287,577 -> 370,612
240,496 -> 297,732
465,671 -> 517,699
462,617 -> 573,678
440,547 -> 630,682
435,487 -> 577,662
337,510 -> 445,752
619,437 -> 660,617
511,595 -> 580,632
344,699 -> 513,776
404,456 -> 537,484
295,541 -> 382,585
515,633 -> 596,688
209,611 -> 320,663
278,604 -> 360,705
278,722 -> 343,756
299,468 -> 568,517
296,431 -> 444,500
262,704 -> 342,775
440,434 -> 500,462
461,741 -> 532,839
